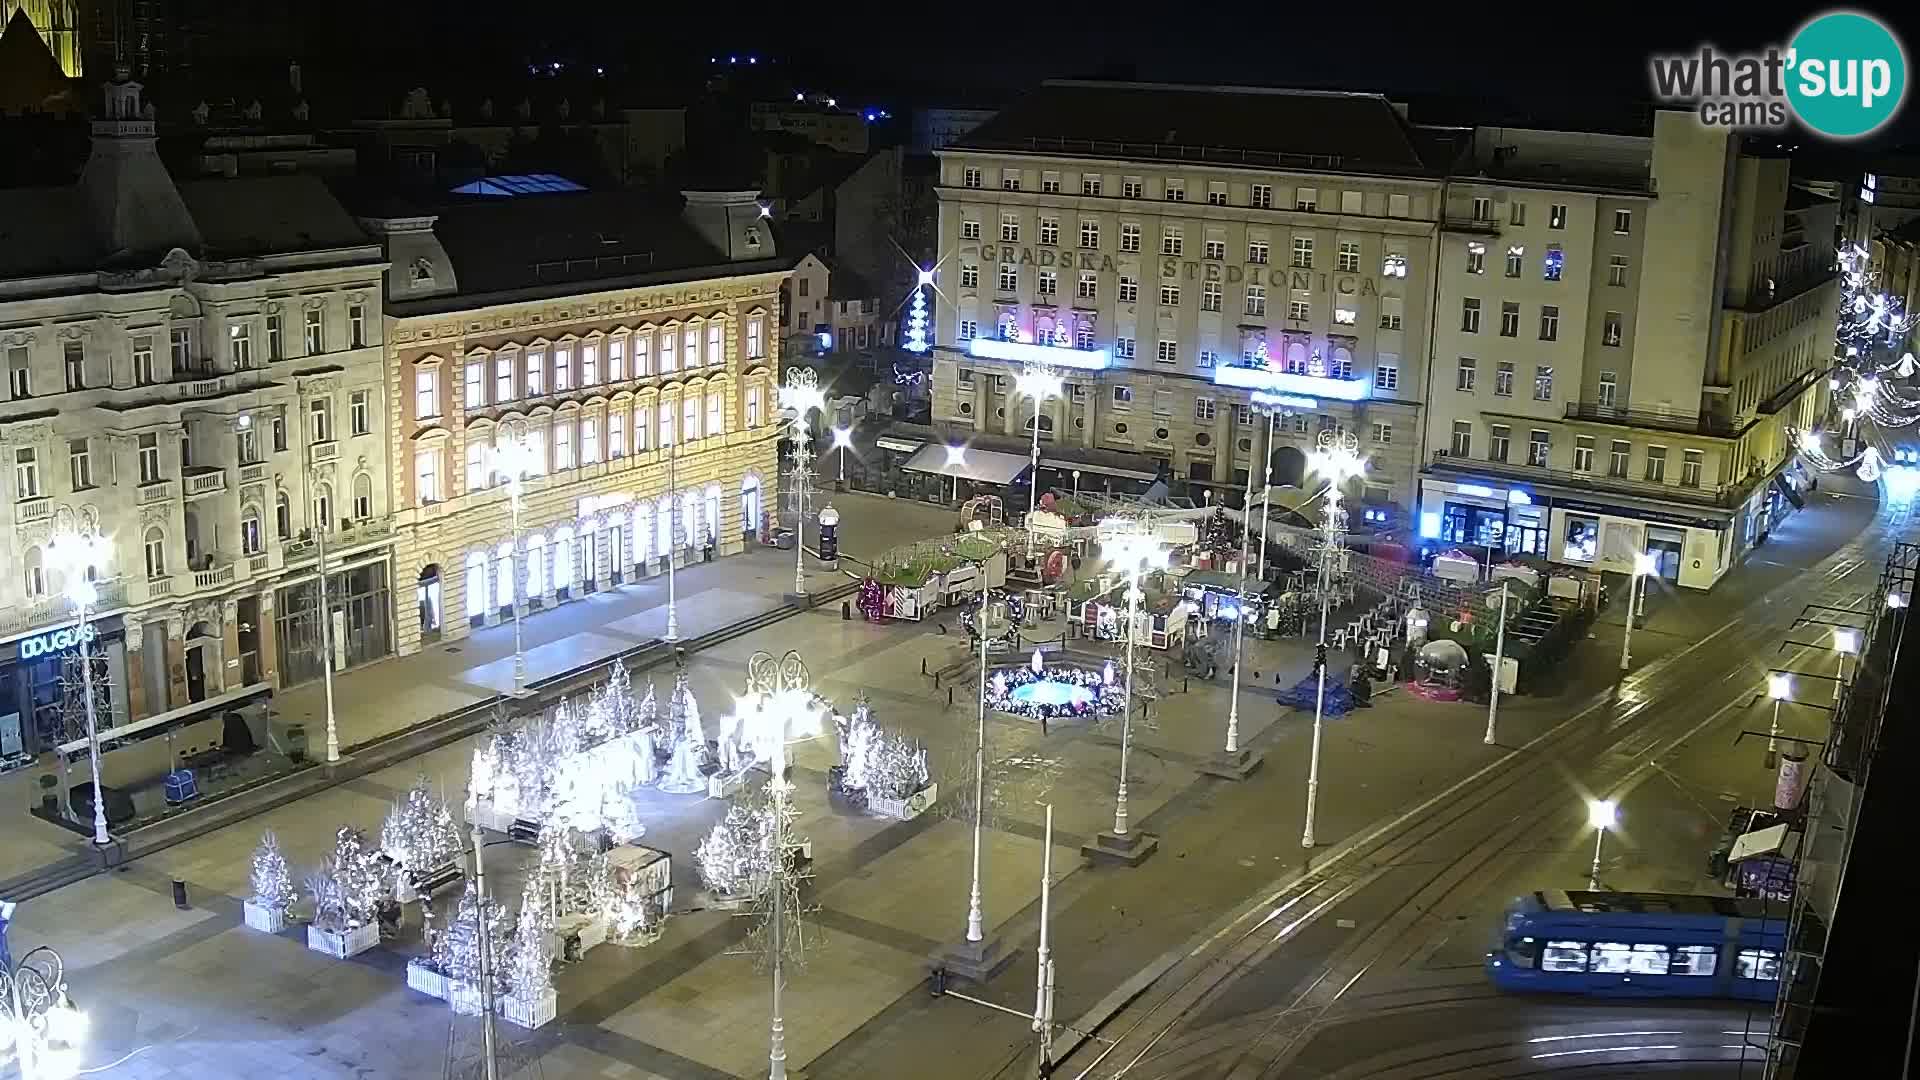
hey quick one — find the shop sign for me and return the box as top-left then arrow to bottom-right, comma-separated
20,623 -> 97,660
1551,497 -> 1725,532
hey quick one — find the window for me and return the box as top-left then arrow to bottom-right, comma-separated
1206,183 -> 1227,206
1489,424 -> 1511,462
682,395 -> 700,441
961,220 -> 981,240
1383,249 -> 1407,278
1465,242 -> 1485,274
1151,390 -> 1174,417
998,315 -> 1018,340
1505,245 -> 1524,278
64,437 -> 93,490
746,317 -> 764,360
415,446 -> 441,502
1040,217 -> 1059,246
554,344 -> 575,390
303,308 -> 323,353
134,432 -> 161,484
1471,196 -> 1492,221
1248,240 -> 1270,265
1598,370 -> 1618,407
1543,246 -> 1564,281
1510,201 -> 1527,226
1549,203 -> 1567,229
465,361 -> 485,408
1120,223 -> 1141,252
1250,184 -> 1272,208
353,475 -> 373,519
1119,276 -> 1139,303
1456,357 -> 1477,392
1613,209 -> 1632,234
1156,339 -> 1178,365
608,337 -> 627,380
1041,172 -> 1061,194
707,392 -> 725,438
1334,306 -> 1356,325
636,405 -> 654,450
1534,365 -> 1554,401
1736,949 -> 1781,981
1494,361 -> 1514,397
1081,175 -> 1102,196
415,367 -> 439,419
1500,302 -> 1520,337
1338,242 -> 1360,272
1123,177 -> 1144,199
961,264 -> 979,288
275,491 -> 291,538
266,314 -> 283,360
1609,440 -> 1630,477
634,334 -> 657,377
1077,325 -> 1096,351
6,347 -> 28,399
465,441 -> 485,490
13,448 -> 39,499
1539,305 -> 1560,341
1202,281 -> 1222,311
313,481 -> 334,533
1291,236 -> 1313,268
1381,296 -> 1403,329
1461,298 -> 1481,333
496,354 -> 514,400
309,396 -> 333,443
1682,449 -> 1704,487
1155,283 -> 1178,307
1673,945 -> 1719,976
1603,311 -> 1623,347
272,412 -> 286,452
170,327 -> 191,371
958,320 -> 978,341
1371,422 -> 1393,444
582,342 -> 600,385
224,323 -> 253,370
963,166 -> 982,188
1001,169 -> 1020,191
1287,293 -> 1310,322
526,349 -> 547,395
1079,220 -> 1099,248
1608,255 -> 1630,287
1111,385 -> 1133,407
1528,429 -> 1551,466
1078,271 -> 1098,300
998,264 -> 1018,292
1196,348 -> 1217,368
1295,187 -> 1318,211
1374,361 -> 1399,391
659,403 -> 674,448
1161,226 -> 1183,256
57,342 -> 85,392
241,508 -> 263,556
1451,421 -> 1472,456
1040,270 -> 1058,297
349,303 -> 367,348
1194,397 -> 1216,422
1388,193 -> 1410,217
1573,436 -> 1594,472
144,527 -> 166,579
1116,337 -> 1135,359
547,420 -> 571,470
1001,213 -> 1020,242
351,389 -> 371,435
1162,178 -> 1185,202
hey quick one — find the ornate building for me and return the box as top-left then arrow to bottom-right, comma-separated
1,0 -> 79,77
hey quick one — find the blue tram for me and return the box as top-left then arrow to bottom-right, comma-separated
1486,890 -> 1788,1001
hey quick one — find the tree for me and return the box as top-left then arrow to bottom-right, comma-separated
250,830 -> 295,913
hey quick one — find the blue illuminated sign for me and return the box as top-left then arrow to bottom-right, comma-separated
1212,364 -> 1372,401
1249,392 -> 1318,411
968,338 -> 1112,370
19,623 -> 97,660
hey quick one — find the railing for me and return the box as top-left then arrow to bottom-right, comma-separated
182,376 -> 230,398
1562,401 -> 1745,438
192,562 -> 236,590
1441,215 -> 1502,234
239,463 -> 266,484
16,497 -> 51,523
138,481 -> 175,504
148,576 -> 174,598
310,441 -> 338,464
336,517 -> 397,547
1428,450 -> 1741,507
0,579 -> 130,637
249,554 -> 272,574
184,470 -> 227,497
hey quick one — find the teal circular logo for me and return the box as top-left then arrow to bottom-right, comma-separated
1787,11 -> 1908,138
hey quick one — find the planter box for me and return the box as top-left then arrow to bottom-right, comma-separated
406,959 -> 449,1000
502,987 -> 558,1029
707,772 -> 743,800
867,782 -> 938,821
306,921 -> 379,959
243,899 -> 288,934
550,914 -> 608,961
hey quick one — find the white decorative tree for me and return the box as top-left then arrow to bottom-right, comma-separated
434,881 -> 511,1010
696,801 -> 773,899
309,826 -> 386,932
383,779 -> 462,880
250,830 -> 295,914
509,880 -> 556,1003
600,778 -> 646,844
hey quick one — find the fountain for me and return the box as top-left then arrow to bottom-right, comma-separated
984,649 -> 1125,722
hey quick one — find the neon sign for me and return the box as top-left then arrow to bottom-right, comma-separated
20,623 -> 97,660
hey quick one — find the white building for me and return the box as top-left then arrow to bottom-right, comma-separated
930,81 -> 1440,513
1419,113 -> 1836,590
0,74 -> 392,760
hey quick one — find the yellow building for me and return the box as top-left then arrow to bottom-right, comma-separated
1,0 -> 79,77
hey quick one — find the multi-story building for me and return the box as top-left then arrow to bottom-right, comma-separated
931,81 -> 1443,511
2,0 -> 80,77
354,186 -> 790,659
0,74 -> 392,762
748,100 -> 869,155
1420,113 -> 1836,590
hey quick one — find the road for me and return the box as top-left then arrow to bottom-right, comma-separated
1058,488 -> 1914,1080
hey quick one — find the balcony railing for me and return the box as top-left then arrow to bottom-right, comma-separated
192,562 -> 236,590
184,468 -> 227,498
16,497 -> 51,523
0,579 -> 130,637
1562,401 -> 1745,438
1441,215 -> 1502,235
310,440 -> 339,464
1429,450 -> 1741,508
249,554 -> 272,574
148,575 -> 174,598
239,463 -> 266,484
138,480 -> 175,504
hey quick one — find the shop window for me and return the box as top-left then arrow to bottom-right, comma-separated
1562,516 -> 1598,562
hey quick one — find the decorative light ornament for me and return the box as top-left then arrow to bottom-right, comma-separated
903,277 -> 930,355
1858,446 -> 1885,483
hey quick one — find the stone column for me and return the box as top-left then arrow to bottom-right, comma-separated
124,625 -> 149,720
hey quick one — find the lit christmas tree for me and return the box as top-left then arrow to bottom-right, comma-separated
250,830 -> 295,913
383,778 -> 461,876
695,801 -> 773,898
903,281 -> 930,354
508,879 -> 556,1002
434,882 -> 511,1009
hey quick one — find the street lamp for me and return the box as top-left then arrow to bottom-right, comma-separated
45,522 -> 111,847
1618,551 -> 1658,672
1587,798 -> 1617,890
945,444 -> 968,504
1300,431 -> 1365,850
1014,363 -> 1063,552
486,427 -> 542,694
781,369 -> 826,599
1832,627 -> 1860,706
830,426 -> 853,486
1101,523 -> 1169,849
1766,672 -> 1792,769
1,944 -> 87,1080
1070,469 -> 1081,500
1484,579 -> 1510,746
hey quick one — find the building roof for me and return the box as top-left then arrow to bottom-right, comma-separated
177,175 -> 373,257
417,189 -> 732,295
950,80 -> 1441,177
1786,184 -> 1838,212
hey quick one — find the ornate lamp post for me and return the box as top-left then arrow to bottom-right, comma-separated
780,369 -> 826,599
1618,551 -> 1657,672
830,426 -> 853,488
1,944 -> 87,1080
45,515 -> 111,847
486,424 -> 542,694
1300,430 -> 1365,850
1085,520 -> 1167,866
1587,798 -> 1617,890
1014,363 -> 1063,553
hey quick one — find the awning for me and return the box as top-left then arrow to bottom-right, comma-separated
902,444 -> 1033,485
1039,457 -> 1158,482
876,436 -> 924,454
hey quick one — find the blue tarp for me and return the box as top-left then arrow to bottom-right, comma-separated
1276,672 -> 1355,716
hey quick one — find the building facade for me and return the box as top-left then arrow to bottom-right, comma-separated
1420,114 -> 1836,590
930,81 -> 1440,510
357,188 -> 790,660
0,76 -> 392,762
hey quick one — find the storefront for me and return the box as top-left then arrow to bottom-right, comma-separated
0,615 -> 132,765
275,559 -> 395,688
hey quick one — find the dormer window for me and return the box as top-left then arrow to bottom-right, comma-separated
745,226 -> 761,249
410,258 -> 436,286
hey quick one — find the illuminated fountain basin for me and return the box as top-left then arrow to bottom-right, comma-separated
1009,678 -> 1096,710
985,650 -> 1125,721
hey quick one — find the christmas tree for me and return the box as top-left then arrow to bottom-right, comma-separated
250,830 -> 295,913
1200,507 -> 1239,564
667,670 -> 701,748
434,882 -> 510,1009
382,779 -> 461,875
508,878 -> 555,1001
695,802 -> 772,898
310,826 -> 387,931
903,284 -> 930,354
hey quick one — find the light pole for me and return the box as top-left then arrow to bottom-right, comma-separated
781,369 -> 826,599
1484,580 -> 1510,746
1100,523 -> 1169,853
1033,802 -> 1056,1076
665,430 -> 679,642
1832,627 -> 1859,707
1766,672 -> 1792,769
830,425 -> 853,488
1301,431 -> 1365,850
945,444 -> 967,505
1071,470 -> 1080,500
46,522 -> 111,847
965,558 -> 992,943
1587,798 -> 1617,890
1,944 -> 88,1080
486,426 -> 541,693
1203,460 -> 1262,780
1618,551 -> 1657,672
1249,403 -> 1293,584
1014,363 -> 1063,553
470,821 -> 499,1080
297,386 -> 341,763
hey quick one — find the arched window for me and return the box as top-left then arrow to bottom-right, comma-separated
143,527 -> 166,578
494,542 -> 514,610
22,546 -> 45,598
632,501 -> 653,563
1285,341 -> 1309,375
275,491 -> 291,538
241,505 -> 263,555
353,472 -> 374,520
465,550 -> 489,618
740,474 -> 762,539
524,533 -> 546,596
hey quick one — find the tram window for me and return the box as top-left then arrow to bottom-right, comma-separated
1589,942 -> 1635,973
1505,936 -> 1539,968
1626,944 -> 1671,975
1671,945 -> 1718,976
1542,941 -> 1588,972
1736,948 -> 1781,981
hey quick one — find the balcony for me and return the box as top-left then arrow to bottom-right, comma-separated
192,561 -> 236,590
16,496 -> 51,524
138,480 -> 175,504
148,575 -> 174,598
310,440 -> 339,464
0,579 -> 129,637
1441,214 -> 1502,236
1562,401 -> 1744,438
183,468 -> 228,499
249,553 -> 272,574
239,462 -> 267,484
1428,450 -> 1740,508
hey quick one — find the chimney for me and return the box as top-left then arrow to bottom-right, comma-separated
681,190 -> 775,262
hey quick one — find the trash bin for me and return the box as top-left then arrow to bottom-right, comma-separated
286,724 -> 308,764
